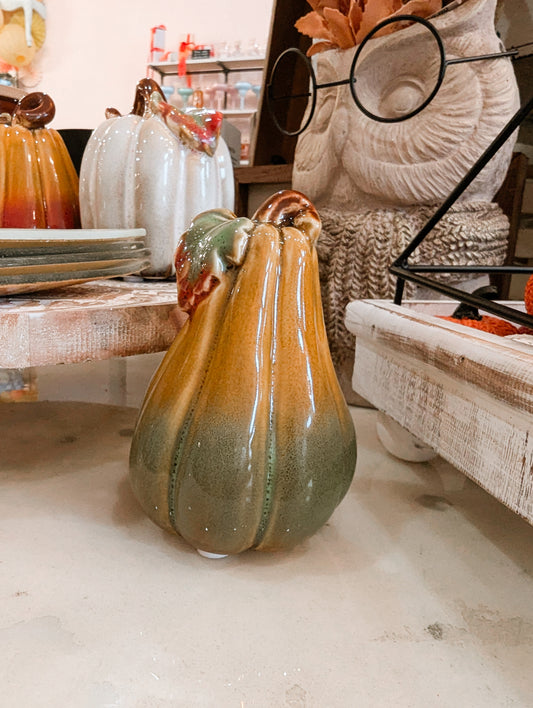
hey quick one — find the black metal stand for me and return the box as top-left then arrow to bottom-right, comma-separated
391,94 -> 533,330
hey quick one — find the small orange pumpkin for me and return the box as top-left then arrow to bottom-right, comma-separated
438,286 -> 519,337
440,314 -> 519,336
0,92 -> 80,228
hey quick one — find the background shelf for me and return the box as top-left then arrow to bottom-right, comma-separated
149,56 -> 265,77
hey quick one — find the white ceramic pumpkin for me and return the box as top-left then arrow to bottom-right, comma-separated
79,79 -> 234,278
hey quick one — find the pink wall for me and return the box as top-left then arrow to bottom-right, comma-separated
37,0 -> 273,129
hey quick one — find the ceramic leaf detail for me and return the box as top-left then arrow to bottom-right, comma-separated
175,210 -> 254,314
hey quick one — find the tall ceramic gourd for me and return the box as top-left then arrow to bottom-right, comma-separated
79,78 -> 234,278
129,190 -> 357,556
0,92 -> 80,228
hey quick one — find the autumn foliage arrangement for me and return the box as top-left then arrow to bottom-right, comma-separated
295,0 -> 443,56
525,274 -> 533,316
518,274 -> 533,335
439,311 -> 519,337
438,282 -> 533,338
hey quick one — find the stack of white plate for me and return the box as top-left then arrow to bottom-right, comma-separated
0,228 -> 151,296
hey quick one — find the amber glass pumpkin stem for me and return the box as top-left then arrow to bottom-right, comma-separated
132,78 -> 165,118
1,91 -> 80,229
13,92 -> 55,129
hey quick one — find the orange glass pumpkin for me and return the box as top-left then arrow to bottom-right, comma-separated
0,92 -> 80,228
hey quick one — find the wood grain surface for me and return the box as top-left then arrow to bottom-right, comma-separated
345,299 -> 533,523
0,279 -> 182,368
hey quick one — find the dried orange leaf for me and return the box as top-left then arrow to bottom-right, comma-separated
355,0 -> 403,43
295,11 -> 335,42
348,0 -> 363,36
371,0 -> 442,39
307,40 -> 339,56
390,0 -> 442,19
323,7 -> 356,47
297,0 -> 442,50
306,0 -> 350,13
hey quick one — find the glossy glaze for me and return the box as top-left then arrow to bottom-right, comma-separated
79,78 -> 234,279
0,92 -> 80,229
129,190 -> 357,555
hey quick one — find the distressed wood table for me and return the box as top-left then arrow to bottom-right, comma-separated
345,299 -> 533,525
0,279 -> 181,369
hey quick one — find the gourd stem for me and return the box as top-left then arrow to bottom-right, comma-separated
252,190 -> 321,243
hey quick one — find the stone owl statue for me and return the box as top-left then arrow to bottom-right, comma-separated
292,0 -> 521,403
293,0 -> 520,209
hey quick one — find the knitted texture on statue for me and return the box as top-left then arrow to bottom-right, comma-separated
318,201 -> 509,369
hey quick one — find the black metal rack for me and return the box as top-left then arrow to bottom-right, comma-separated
391,94 -> 533,330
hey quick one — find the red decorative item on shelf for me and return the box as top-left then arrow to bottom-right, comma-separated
149,25 -> 166,62
178,34 -> 195,87
524,274 -> 533,315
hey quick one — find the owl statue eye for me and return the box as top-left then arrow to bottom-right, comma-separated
379,79 -> 432,119
352,58 -> 441,121
350,22 -> 443,122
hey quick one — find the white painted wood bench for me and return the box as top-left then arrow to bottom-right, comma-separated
0,279 -> 182,402
346,299 -> 533,525
0,279 -> 180,369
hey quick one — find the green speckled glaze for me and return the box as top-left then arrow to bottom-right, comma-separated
178,210 -> 252,281
129,190 -> 356,555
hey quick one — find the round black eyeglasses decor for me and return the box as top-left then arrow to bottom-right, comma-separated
267,14 -> 519,136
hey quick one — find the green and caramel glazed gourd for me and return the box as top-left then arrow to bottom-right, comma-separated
129,190 -> 357,556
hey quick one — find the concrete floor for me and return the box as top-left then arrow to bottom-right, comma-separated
2,369 -> 533,706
